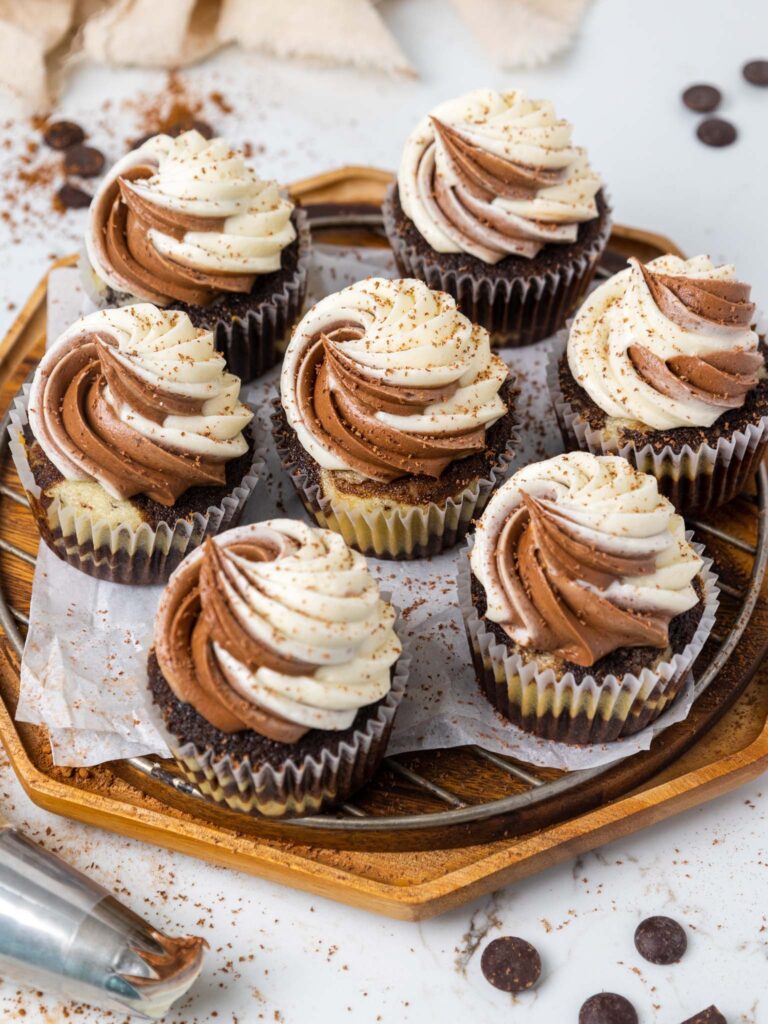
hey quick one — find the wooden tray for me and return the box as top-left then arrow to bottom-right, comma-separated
0,166 -> 766,921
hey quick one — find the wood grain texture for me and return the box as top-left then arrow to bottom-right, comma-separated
0,167 -> 765,920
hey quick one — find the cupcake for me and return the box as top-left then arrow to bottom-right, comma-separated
549,254 -> 768,513
460,452 -> 718,744
275,277 -> 518,559
148,519 -> 408,817
9,304 -> 261,584
383,88 -> 611,347
84,129 -> 310,382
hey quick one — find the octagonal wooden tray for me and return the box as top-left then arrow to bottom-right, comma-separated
0,166 -> 766,920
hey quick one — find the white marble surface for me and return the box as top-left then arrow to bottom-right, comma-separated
0,0 -> 767,1020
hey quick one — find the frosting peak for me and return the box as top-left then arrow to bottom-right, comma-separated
567,255 -> 763,430
398,88 -> 602,264
154,520 -> 402,740
470,453 -> 703,667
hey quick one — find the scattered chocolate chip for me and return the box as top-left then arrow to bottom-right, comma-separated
63,144 -> 106,178
43,119 -> 86,151
56,183 -> 92,209
480,936 -> 542,993
129,133 -> 154,150
696,117 -> 737,147
743,59 -> 768,85
681,1008 -> 727,1024
579,993 -> 638,1024
634,915 -> 688,964
682,84 -> 721,112
168,117 -> 214,139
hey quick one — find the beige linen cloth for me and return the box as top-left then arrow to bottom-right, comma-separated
0,0 -> 590,113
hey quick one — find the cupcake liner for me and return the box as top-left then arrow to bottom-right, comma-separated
151,617 -> 412,819
382,183 -> 612,348
8,383 -> 265,585
457,537 -> 719,745
273,409 -> 520,560
546,332 -> 768,514
81,207 -> 311,386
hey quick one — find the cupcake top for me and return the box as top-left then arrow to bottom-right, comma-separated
398,88 -> 602,264
85,130 -> 297,307
567,255 -> 763,431
470,452 -> 703,667
280,277 -> 509,481
154,520 -> 402,741
28,304 -> 253,507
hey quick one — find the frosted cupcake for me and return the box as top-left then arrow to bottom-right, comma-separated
550,255 -> 768,512
84,130 -> 310,382
459,453 -> 718,744
9,305 -> 260,584
148,519 -> 408,817
275,277 -> 518,559
383,88 -> 610,346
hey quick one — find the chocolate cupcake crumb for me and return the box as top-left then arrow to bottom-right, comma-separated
480,937 -> 541,993
634,915 -> 688,964
579,993 -> 638,1024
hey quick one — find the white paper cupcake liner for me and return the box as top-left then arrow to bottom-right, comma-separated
382,182 -> 612,348
150,613 -> 412,819
457,537 -> 719,745
546,331 -> 768,513
273,409 -> 520,560
8,384 -> 265,585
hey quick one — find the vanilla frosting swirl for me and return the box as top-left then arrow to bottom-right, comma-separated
29,305 -> 252,506
471,453 -> 702,667
154,520 -> 402,740
568,255 -> 762,431
280,277 -> 509,481
398,88 -> 602,264
86,130 -> 296,306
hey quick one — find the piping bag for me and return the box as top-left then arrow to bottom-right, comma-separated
0,815 -> 206,1018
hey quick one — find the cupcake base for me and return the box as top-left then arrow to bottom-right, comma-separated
382,185 -> 612,347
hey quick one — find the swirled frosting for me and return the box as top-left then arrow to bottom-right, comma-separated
398,88 -> 602,264
568,255 -> 762,431
154,520 -> 402,740
470,453 -> 702,667
28,305 -> 253,506
85,130 -> 297,307
280,277 -> 509,482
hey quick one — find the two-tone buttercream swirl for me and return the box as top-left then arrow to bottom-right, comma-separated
86,130 -> 297,307
470,453 -> 703,667
154,520 -> 402,740
398,88 -> 602,264
280,277 -> 509,482
568,255 -> 763,431
28,305 -> 253,506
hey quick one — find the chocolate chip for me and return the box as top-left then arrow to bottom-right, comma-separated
56,183 -> 92,209
634,915 -> 688,964
480,936 -> 541,993
743,59 -> 768,85
696,118 -> 737,147
682,84 -> 721,112
168,117 -> 214,139
681,1008 -> 727,1024
43,119 -> 85,150
579,993 -> 638,1024
129,133 -> 154,151
63,144 -> 106,178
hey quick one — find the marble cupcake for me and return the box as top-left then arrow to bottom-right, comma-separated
84,130 -> 310,382
383,88 -> 611,346
9,305 -> 260,584
148,519 -> 408,817
275,277 -> 518,558
459,453 -> 718,744
549,255 -> 768,512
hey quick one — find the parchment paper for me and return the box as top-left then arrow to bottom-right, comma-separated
17,247 -> 705,770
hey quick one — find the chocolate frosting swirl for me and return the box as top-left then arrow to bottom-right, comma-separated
28,305 -> 252,505
568,255 -> 764,430
281,278 -> 509,482
471,453 -> 703,667
86,130 -> 296,307
154,521 -> 402,741
398,89 -> 602,264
